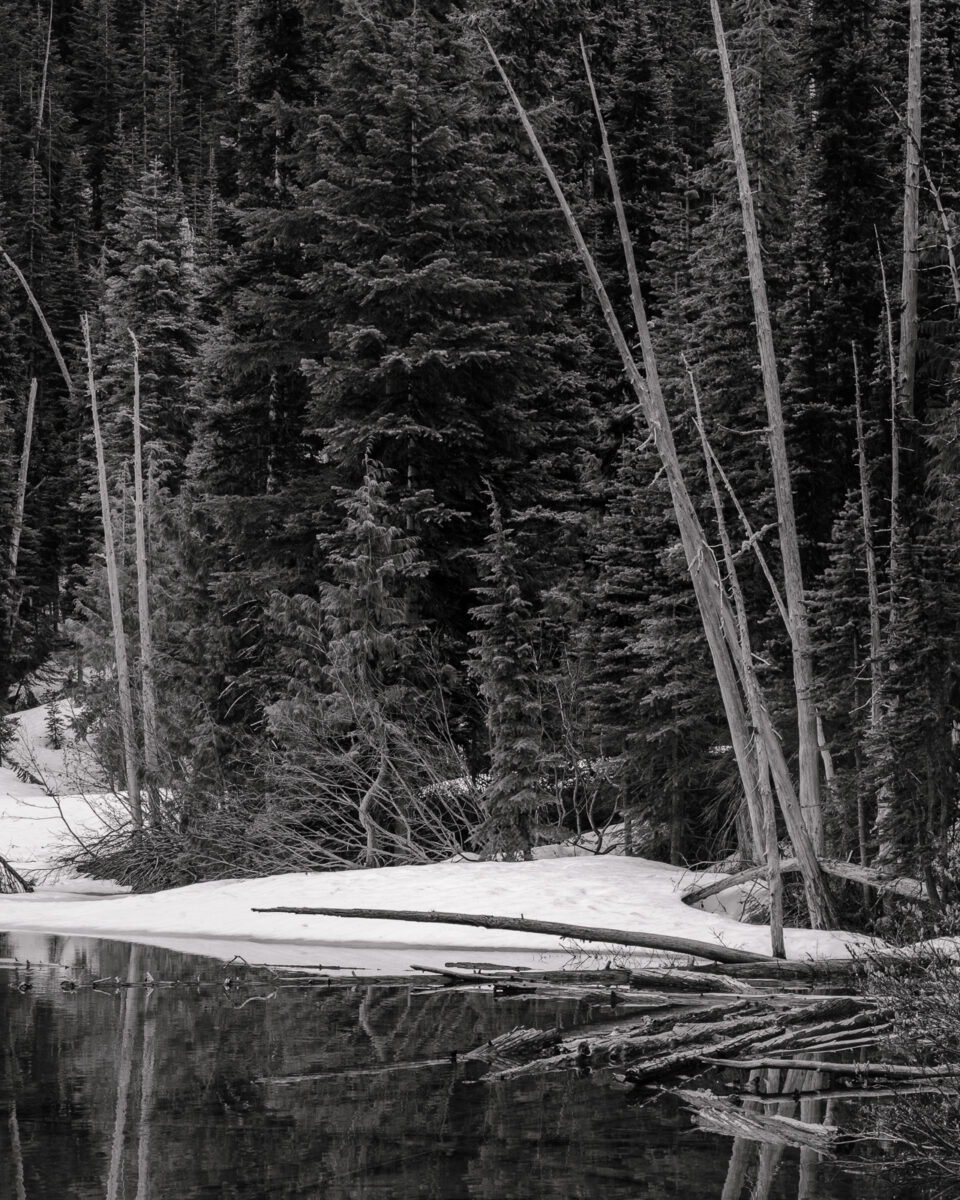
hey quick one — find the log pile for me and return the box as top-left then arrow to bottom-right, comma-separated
424,955 -> 897,1089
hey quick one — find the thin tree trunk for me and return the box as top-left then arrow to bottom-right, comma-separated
690,367 -> 784,958
360,749 -> 389,867
899,0 -> 922,417
853,348 -> 882,854
877,232 -> 901,612
130,332 -> 160,827
1,250 -> 73,395
876,242 -> 901,862
710,0 -> 823,854
36,0 -> 54,135
82,316 -> 142,830
6,379 -> 37,639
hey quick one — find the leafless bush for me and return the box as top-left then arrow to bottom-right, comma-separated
855,951 -> 960,1196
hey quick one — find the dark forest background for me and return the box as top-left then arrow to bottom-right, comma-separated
2,0 -> 959,907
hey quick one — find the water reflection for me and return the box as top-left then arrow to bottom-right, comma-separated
0,934 -> 909,1199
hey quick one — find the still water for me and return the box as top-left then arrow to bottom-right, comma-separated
0,934 -> 912,1200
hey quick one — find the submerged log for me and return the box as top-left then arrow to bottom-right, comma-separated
252,905 -> 772,964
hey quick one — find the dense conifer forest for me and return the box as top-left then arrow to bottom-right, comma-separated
2,0 -> 959,926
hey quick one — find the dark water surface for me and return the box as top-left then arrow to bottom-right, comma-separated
0,934 -> 911,1200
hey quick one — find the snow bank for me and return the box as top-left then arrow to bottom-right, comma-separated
0,854 -> 879,973
0,701 -> 882,974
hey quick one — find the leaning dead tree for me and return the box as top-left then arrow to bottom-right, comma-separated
6,378 -> 37,635
483,35 -> 835,929
83,316 -> 142,830
709,0 -> 823,855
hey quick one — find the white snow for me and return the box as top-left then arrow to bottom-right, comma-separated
1,703 -> 883,974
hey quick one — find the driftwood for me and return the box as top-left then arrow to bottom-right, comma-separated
627,966 -> 757,994
250,905 -> 771,964
676,1089 -> 838,1154
739,1082 -> 960,1104
702,1056 -> 960,1080
682,858 -> 929,907
479,994 -> 877,1087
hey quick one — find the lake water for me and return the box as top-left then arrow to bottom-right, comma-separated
0,934 -> 917,1199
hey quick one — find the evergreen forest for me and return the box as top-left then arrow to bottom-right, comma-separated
1,0 -> 958,933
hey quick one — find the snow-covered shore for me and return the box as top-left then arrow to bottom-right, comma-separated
1,703 -> 880,974
0,854 -> 879,973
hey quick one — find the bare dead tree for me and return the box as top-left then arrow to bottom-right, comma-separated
709,0 -> 823,855
82,315 -> 142,830
852,345 -> 882,876
130,332 -> 160,826
688,363 -> 785,958
6,379 -> 37,635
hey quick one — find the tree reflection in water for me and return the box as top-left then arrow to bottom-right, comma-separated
0,935 -> 918,1199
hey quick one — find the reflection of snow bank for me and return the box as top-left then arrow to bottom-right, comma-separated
0,855 -> 879,973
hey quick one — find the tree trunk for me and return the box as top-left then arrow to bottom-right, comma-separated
82,316 -> 142,830
689,368 -> 784,957
6,378 -> 37,637
130,332 -> 160,827
898,0 -> 922,418
710,0 -> 823,854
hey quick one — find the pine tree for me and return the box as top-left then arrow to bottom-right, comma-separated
469,497 -> 545,859
300,0 -> 580,684
582,432 -> 727,864
266,461 -> 449,868
181,0 -> 325,774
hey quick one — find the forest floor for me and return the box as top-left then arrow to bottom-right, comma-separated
0,702 -> 883,973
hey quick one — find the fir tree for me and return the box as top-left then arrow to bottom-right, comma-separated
469,496 -> 545,859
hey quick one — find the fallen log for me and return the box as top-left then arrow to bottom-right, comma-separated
682,858 -> 928,907
410,963 -> 664,1007
675,1089 -> 838,1154
492,1005 -> 782,1083
702,1056 -> 960,1079
627,967 -> 757,994
251,905 -> 772,964
737,1082 -> 960,1104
